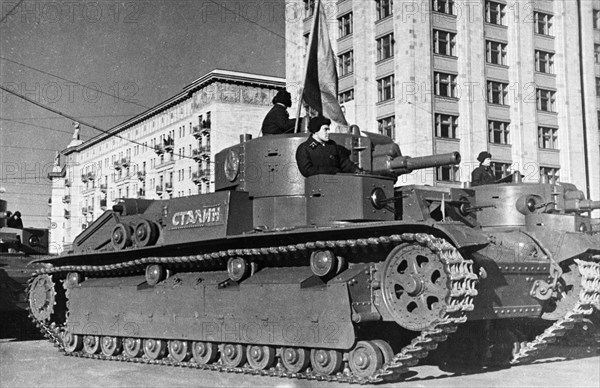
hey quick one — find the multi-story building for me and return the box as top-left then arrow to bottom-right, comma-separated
47,70 -> 285,254
286,0 -> 600,199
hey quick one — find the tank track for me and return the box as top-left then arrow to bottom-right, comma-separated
510,255 -> 600,364
28,233 -> 477,384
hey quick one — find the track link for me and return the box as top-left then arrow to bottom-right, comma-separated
28,233 -> 477,384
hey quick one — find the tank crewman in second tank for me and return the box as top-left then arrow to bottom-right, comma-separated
295,115 -> 360,178
7,210 -> 23,229
260,89 -> 296,136
471,151 -> 496,186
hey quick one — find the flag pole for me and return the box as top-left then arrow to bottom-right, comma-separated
294,0 -> 321,133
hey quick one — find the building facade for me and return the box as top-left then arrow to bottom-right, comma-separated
286,0 -> 600,196
48,70 -> 285,254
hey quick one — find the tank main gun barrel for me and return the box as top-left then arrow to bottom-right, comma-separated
372,151 -> 461,176
564,199 -> 600,213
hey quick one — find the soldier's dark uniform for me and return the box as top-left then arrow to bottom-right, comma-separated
261,90 -> 296,136
471,151 -> 495,186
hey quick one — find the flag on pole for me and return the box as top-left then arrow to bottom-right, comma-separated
302,0 -> 348,126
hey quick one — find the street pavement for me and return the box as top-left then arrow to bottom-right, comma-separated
0,339 -> 598,388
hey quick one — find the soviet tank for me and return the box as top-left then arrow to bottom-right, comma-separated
25,130 -> 598,382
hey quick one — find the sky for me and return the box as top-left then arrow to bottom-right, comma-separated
0,0 -> 290,228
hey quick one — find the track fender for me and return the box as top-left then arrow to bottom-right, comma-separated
525,229 -> 600,263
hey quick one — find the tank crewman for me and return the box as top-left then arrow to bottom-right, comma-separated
471,151 -> 495,186
7,210 -> 23,229
260,90 -> 296,136
295,116 -> 360,178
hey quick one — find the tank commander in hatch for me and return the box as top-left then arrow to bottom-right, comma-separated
261,89 -> 296,136
471,151 -> 495,186
295,115 -> 360,178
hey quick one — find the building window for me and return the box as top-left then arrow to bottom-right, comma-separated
303,0 -> 315,18
594,9 -> 600,29
338,13 -> 353,38
536,89 -> 556,112
434,72 -> 458,98
596,77 -> 600,96
376,33 -> 394,61
435,114 -> 458,139
433,29 -> 456,57
432,0 -> 455,15
540,166 -> 559,182
534,12 -> 553,36
378,116 -> 395,138
595,44 -> 600,64
488,120 -> 510,144
485,1 -> 506,26
436,165 -> 460,182
377,75 -> 395,102
338,89 -> 354,103
535,50 -> 554,73
486,40 -> 507,65
338,50 -> 354,76
491,162 -> 511,180
376,0 -> 393,21
538,127 -> 558,149
487,81 -> 509,105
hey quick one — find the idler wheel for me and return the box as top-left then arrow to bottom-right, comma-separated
101,336 -> 122,357
83,335 -> 101,354
220,343 -> 247,367
62,330 -> 82,353
28,274 -> 56,322
168,340 -> 191,362
134,219 -> 159,247
111,223 -> 132,250
192,341 -> 218,364
246,345 -> 275,370
143,339 -> 167,360
381,244 -> 449,331
310,348 -> 343,376
280,347 -> 309,373
349,341 -> 384,378
123,338 -> 143,358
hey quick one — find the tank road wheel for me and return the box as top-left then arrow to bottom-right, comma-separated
310,349 -> 343,376
123,338 -> 143,358
246,345 -> 275,370
28,274 -> 56,322
62,330 -> 83,353
143,339 -> 167,360
192,341 -> 219,364
280,347 -> 309,373
100,336 -> 122,357
168,340 -> 191,362
371,339 -> 394,365
381,244 -> 450,331
83,335 -> 101,354
349,341 -> 384,378
220,343 -> 247,367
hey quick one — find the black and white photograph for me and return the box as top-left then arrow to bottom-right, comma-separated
1,0 -> 599,387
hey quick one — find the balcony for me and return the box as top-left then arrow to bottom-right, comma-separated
165,182 -> 173,192
154,156 -> 175,171
81,173 -> 89,183
100,199 -> 107,210
82,207 -> 88,215
114,160 -> 122,170
137,171 -> 146,181
154,144 -> 165,155
156,185 -> 164,195
192,125 -> 202,139
62,195 -> 71,204
65,178 -> 71,187
87,171 -> 96,181
87,205 -> 94,213
164,137 -> 174,153
100,184 -> 107,192
192,168 -> 211,184
121,157 -> 130,168
202,120 -> 211,132
64,210 -> 70,219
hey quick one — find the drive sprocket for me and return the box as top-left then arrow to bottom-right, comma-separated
28,274 -> 57,322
